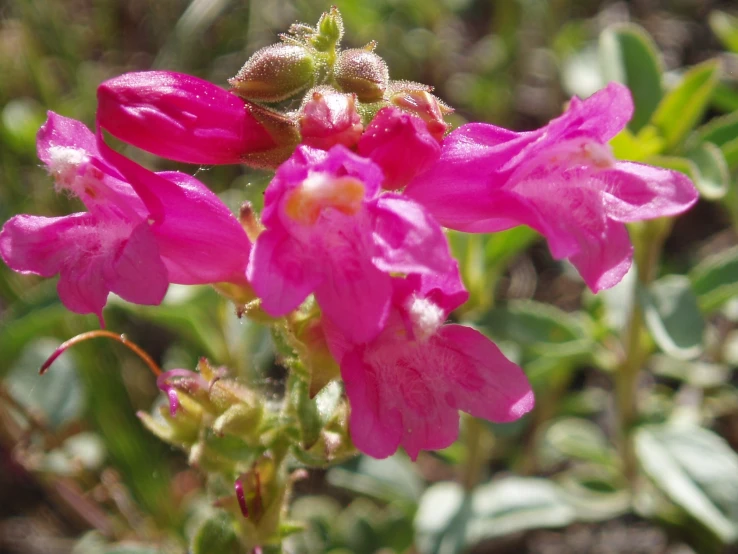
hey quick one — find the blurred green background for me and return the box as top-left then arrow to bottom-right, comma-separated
1,0 -> 738,553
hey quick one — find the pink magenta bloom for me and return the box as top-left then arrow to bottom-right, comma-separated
405,82 -> 699,292
97,71 -> 277,165
0,112 -> 252,323
247,144 -> 453,343
324,269 -> 534,460
358,107 -> 441,190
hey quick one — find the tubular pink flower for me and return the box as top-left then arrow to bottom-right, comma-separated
247,144 -> 454,343
358,107 -> 441,191
324,270 -> 534,460
97,71 -> 277,165
405,82 -> 699,292
0,112 -> 252,323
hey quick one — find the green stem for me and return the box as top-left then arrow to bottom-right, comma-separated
615,219 -> 671,482
462,416 -> 491,492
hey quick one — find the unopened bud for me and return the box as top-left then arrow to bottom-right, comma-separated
213,403 -> 264,446
299,87 -> 363,150
310,6 -> 344,52
358,107 -> 441,190
334,47 -> 389,103
230,44 -> 315,102
390,88 -> 451,141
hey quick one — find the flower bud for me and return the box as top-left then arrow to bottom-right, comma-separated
229,44 -> 315,103
309,6 -> 344,52
358,106 -> 441,190
390,88 -> 451,141
334,47 -> 389,102
299,87 -> 363,150
97,71 -> 277,165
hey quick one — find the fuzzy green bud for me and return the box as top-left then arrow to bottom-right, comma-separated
230,43 -> 315,102
310,6 -> 344,52
334,46 -> 389,102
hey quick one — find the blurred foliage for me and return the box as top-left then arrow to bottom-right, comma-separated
1,0 -> 738,553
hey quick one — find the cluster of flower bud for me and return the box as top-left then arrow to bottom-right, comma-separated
227,7 -> 450,157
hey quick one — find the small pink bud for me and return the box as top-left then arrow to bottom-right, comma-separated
97,71 -> 276,165
334,47 -> 389,103
390,89 -> 451,142
229,43 -> 315,102
299,87 -> 363,150
358,107 -> 441,190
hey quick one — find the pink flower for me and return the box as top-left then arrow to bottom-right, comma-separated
358,107 -> 441,190
405,83 -> 699,292
247,144 -> 453,343
324,269 -> 534,460
0,112 -> 252,323
97,71 -> 280,165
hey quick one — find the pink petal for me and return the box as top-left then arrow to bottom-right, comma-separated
0,213 -> 94,277
568,217 -> 633,292
315,254 -> 391,344
109,222 -> 169,305
392,263 -> 469,315
150,171 -> 251,284
57,259 -> 110,325
562,82 -> 634,143
358,107 -> 441,190
247,228 -> 321,316
341,348 -> 404,459
370,195 -> 453,275
436,325 -> 534,422
97,71 -> 276,164
37,112 -> 99,165
601,161 -> 699,223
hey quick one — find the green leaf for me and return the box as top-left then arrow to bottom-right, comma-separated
695,110 -> 738,169
640,275 -> 705,360
635,425 -> 738,543
599,24 -> 663,132
6,338 -> 85,428
414,482 -> 470,554
538,417 -> 617,467
191,512 -> 239,554
712,82 -> 738,113
484,226 -> 538,268
709,11 -> 738,53
610,126 -> 664,162
690,246 -> 738,313
327,454 -> 423,506
652,59 -> 721,151
468,478 -> 577,542
685,143 -> 730,200
482,300 -> 593,360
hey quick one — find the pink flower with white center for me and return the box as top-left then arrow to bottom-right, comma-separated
324,268 -> 534,460
358,107 -> 441,191
97,71 -> 284,166
405,82 -> 699,292
0,112 -> 252,324
247,144 -> 453,343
